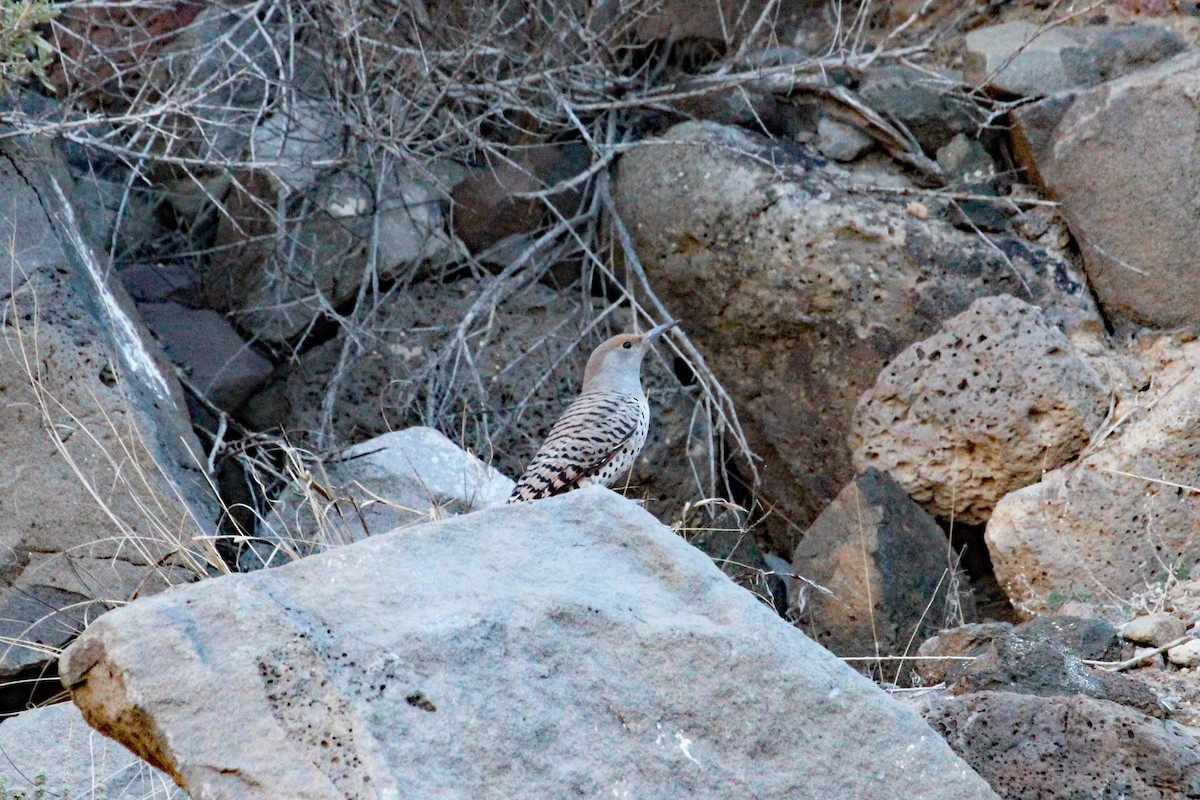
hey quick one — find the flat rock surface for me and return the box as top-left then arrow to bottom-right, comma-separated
60,488 -> 997,800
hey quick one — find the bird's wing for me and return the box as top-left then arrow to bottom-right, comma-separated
508,391 -> 643,502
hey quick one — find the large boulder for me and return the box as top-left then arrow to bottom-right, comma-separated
61,488 -> 999,800
851,295 -> 1110,525
1030,49 -> 1200,328
612,120 -> 1101,550
0,135 -> 214,698
0,703 -> 181,799
986,335 -> 1200,617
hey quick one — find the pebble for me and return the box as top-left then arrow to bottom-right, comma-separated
1167,639 -> 1200,667
1121,612 -> 1186,647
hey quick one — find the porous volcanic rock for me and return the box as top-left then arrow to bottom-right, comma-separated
851,295 -> 1109,525
922,692 -> 1200,800
986,335 -> 1200,616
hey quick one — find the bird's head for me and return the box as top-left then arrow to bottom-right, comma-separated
581,320 -> 678,393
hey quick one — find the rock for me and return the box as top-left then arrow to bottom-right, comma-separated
1032,49 -> 1200,328
857,66 -> 986,155
450,144 -> 588,257
916,618 -> 1156,716
1122,612 -> 1187,648
816,117 -> 874,162
791,469 -> 968,660
60,488 -> 999,800
612,121 -> 1101,550
118,261 -> 205,304
0,135 -> 214,696
249,99 -> 343,195
935,133 -> 994,183
916,622 -> 1011,685
140,302 -> 273,411
246,277 -> 713,527
1168,639 -> 1200,667
986,336 -> 1200,617
1009,92 -> 1079,188
250,427 -> 513,569
0,703 -> 181,799
964,21 -> 1185,97
209,161 -> 457,343
923,692 -> 1200,799
965,22 -> 1083,97
1016,615 -> 1125,662
851,296 -> 1109,525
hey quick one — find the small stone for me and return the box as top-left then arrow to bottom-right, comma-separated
1121,612 -> 1186,647
816,117 -> 875,162
1167,639 -> 1200,667
905,200 -> 929,219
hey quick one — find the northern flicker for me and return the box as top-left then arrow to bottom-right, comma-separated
508,321 -> 678,503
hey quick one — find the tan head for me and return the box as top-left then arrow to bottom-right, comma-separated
581,321 -> 678,394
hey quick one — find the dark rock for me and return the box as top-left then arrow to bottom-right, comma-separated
1015,615 -> 1124,662
140,302 -> 273,411
923,692 -> 1200,800
857,66 -> 984,155
791,469 -> 970,660
918,619 -> 1161,718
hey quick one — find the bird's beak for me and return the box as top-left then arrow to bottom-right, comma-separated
643,320 -> 679,342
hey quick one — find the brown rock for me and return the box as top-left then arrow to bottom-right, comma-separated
1035,49 -> 1200,328
851,295 -> 1109,525
791,469 -> 968,660
986,336 -> 1200,617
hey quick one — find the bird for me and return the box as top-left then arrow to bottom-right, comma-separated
508,321 -> 678,503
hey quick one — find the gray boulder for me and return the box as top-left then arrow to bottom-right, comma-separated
61,488 -> 998,800
0,135 -> 214,691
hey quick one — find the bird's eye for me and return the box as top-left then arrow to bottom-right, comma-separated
622,342 -> 632,349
